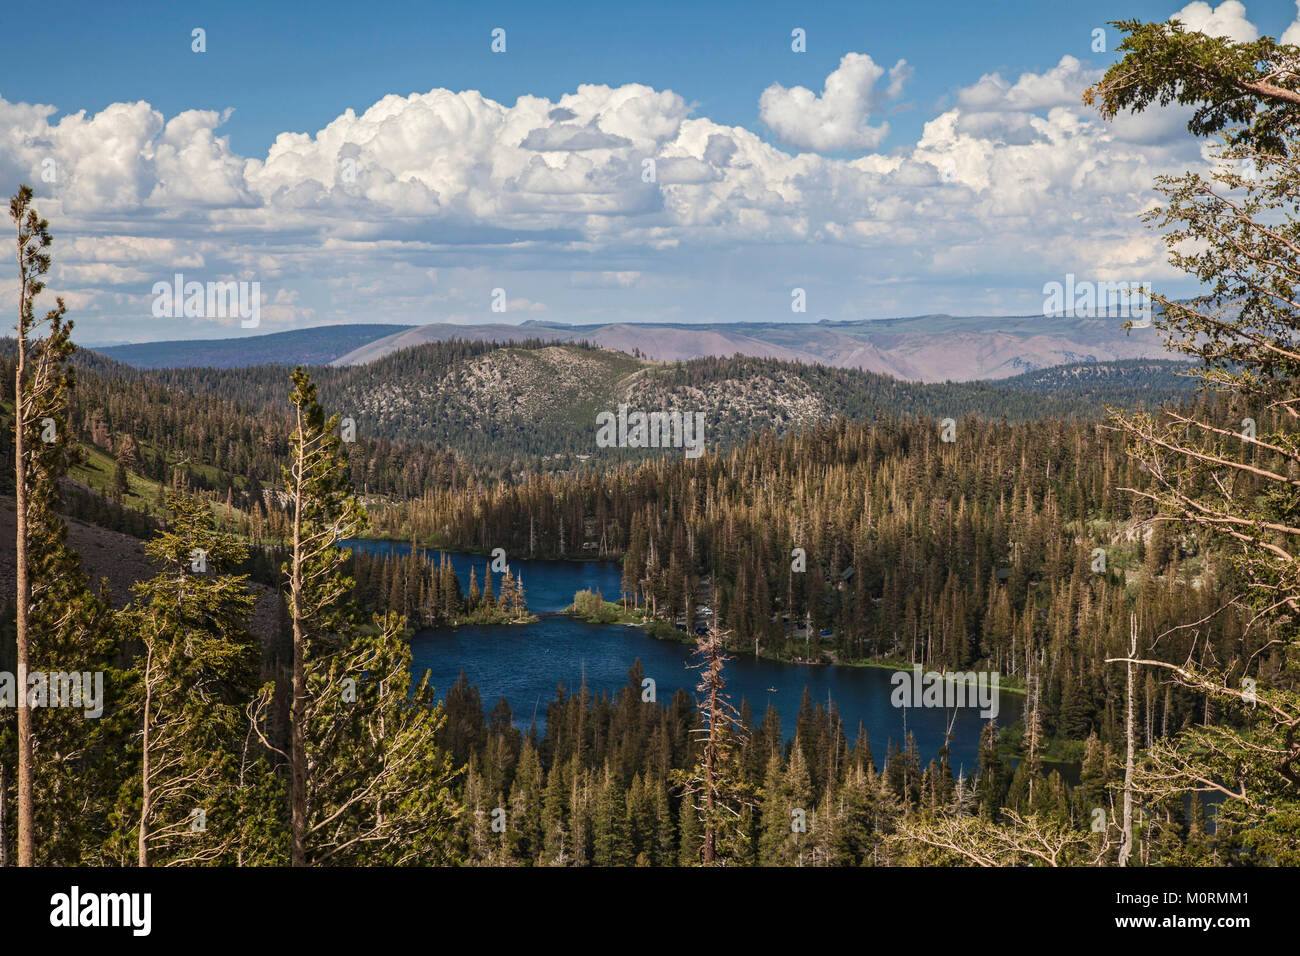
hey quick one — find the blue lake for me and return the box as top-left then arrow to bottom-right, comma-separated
348,541 -> 1023,776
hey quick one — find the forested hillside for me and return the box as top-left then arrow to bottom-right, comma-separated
68,336 -> 1199,473
383,392 -> 1271,744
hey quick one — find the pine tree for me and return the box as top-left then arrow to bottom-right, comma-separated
467,567 -> 480,610
112,460 -> 129,499
508,738 -> 545,863
283,367 -> 365,865
976,720 -> 1007,822
542,755 -> 570,865
9,186 -> 99,866
757,750 -> 792,865
279,367 -> 459,865
591,763 -> 632,866
671,620 -> 755,864
125,490 -> 262,866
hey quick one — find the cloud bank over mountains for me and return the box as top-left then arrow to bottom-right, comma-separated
0,0 -> 1291,343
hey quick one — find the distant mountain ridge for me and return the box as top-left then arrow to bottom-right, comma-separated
333,314 -> 1174,383
92,314 -> 1175,383
95,324 -> 411,369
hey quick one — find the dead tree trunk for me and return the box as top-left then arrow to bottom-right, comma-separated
0,758 -> 8,867
1118,612 -> 1137,868
290,403 -> 308,867
702,629 -> 721,865
138,642 -> 154,867
13,198 -> 34,868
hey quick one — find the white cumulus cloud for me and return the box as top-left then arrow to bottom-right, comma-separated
1282,1 -> 1300,44
1169,1 -> 1258,41
957,56 -> 1102,112
0,49 -> 1217,340
759,53 -> 910,152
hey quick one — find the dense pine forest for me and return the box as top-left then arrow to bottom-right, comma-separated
382,397 -> 1269,752
438,665 -> 1207,866
1,308 -> 1288,866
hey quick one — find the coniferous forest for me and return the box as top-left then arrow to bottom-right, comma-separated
0,10 -> 1297,943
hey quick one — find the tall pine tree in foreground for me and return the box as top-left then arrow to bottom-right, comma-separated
8,186 -> 116,865
280,367 -> 459,865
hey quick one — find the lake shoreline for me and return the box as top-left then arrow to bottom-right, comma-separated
558,602 -> 1029,696
361,540 -> 1047,772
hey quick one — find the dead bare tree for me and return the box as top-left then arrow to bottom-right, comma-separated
893,808 -> 1110,867
1118,613 -> 1137,868
674,619 -> 755,865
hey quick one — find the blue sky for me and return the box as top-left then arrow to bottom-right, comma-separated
2,0 -> 1298,345
14,0 -> 1233,155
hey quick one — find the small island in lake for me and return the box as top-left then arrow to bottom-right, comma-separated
351,548 -> 537,627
